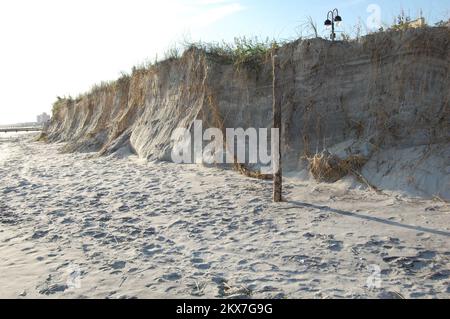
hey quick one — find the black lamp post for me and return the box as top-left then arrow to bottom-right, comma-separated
324,8 -> 342,41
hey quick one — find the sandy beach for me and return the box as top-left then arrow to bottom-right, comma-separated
0,133 -> 448,299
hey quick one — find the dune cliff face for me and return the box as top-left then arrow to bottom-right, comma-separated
46,27 -> 450,199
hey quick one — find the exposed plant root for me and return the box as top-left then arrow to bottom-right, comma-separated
234,163 -> 273,180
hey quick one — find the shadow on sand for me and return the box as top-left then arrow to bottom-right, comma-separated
287,200 -> 450,238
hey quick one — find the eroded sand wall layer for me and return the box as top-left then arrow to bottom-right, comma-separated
46,28 -> 450,199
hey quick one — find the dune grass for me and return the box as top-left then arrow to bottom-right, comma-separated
184,36 -> 282,71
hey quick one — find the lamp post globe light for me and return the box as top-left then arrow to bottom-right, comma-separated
324,8 -> 343,41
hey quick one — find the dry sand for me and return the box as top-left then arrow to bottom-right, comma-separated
0,133 -> 449,299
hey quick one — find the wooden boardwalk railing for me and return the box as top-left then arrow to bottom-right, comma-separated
0,127 -> 43,133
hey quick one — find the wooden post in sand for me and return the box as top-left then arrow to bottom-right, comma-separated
272,52 -> 282,203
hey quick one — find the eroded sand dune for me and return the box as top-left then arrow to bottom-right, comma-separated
45,27 -> 450,200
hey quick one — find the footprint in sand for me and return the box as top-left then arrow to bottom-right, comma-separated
191,257 -> 211,270
162,272 -> 182,281
31,230 -> 49,239
250,262 -> 279,272
110,261 -> 127,270
427,270 -> 450,281
327,240 -> 344,252
417,250 -> 437,259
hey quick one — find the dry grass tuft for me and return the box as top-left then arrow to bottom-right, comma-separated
308,151 -> 367,183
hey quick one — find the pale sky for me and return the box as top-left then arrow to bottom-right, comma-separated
0,0 -> 448,125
